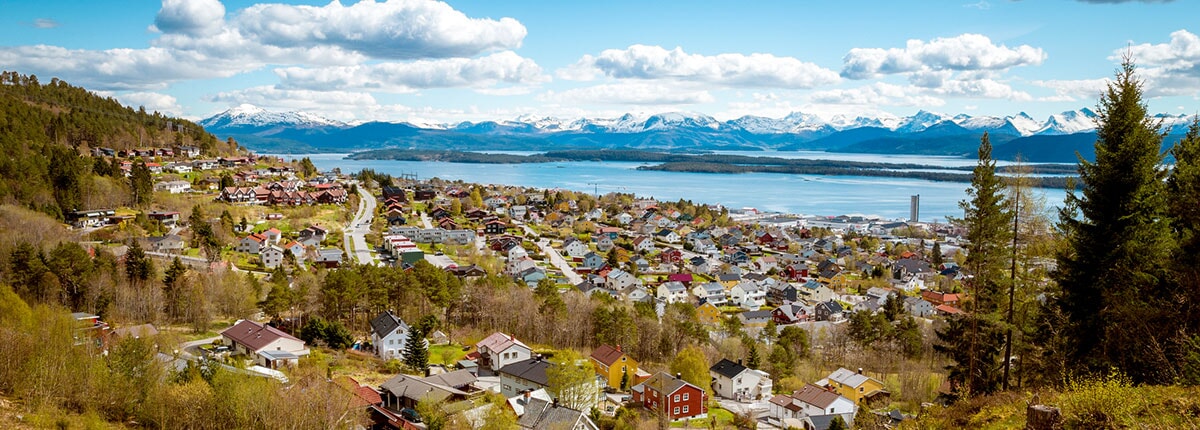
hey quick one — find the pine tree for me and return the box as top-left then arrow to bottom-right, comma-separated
1168,117 -> 1200,384
747,343 -> 761,369
937,133 -> 1011,396
162,257 -> 187,321
1054,59 -> 1175,383
129,160 -> 153,206
403,326 -> 429,373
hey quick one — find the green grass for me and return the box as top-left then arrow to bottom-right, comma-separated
669,407 -> 734,428
429,343 -> 469,366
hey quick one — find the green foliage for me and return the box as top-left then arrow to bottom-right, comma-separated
403,324 -> 430,373
547,350 -> 596,411
1054,59 -> 1178,383
299,316 -> 354,350
671,345 -> 711,395
129,160 -> 153,206
934,315 -> 1005,396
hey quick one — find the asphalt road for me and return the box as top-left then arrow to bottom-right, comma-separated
516,221 -> 583,285
345,182 -> 378,266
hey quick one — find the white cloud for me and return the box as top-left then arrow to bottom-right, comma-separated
842,33 -> 1046,79
809,82 -> 946,107
107,91 -> 185,116
206,85 -> 380,121
933,78 -> 1032,100
540,82 -> 714,105
152,0 -> 225,36
0,45 -> 253,90
32,18 -> 60,29
1120,29 -> 1200,97
564,44 -> 840,89
232,0 -> 526,60
1032,78 -> 1109,102
274,51 -> 547,92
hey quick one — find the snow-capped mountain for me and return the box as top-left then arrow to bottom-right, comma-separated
895,110 -> 953,134
1039,108 -> 1098,135
199,104 -> 347,130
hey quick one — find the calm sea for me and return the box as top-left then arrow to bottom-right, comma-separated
280,151 -> 1069,221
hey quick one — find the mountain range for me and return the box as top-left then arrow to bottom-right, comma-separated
200,104 -> 1196,162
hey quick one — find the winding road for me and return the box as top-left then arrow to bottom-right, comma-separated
345,181 -> 379,266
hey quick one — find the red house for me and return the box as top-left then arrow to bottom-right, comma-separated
659,248 -> 683,264
631,372 -> 708,421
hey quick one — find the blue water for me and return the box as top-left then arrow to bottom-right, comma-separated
279,151 -> 1069,221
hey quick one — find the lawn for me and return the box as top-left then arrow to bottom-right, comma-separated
429,343 -> 470,366
669,407 -> 734,428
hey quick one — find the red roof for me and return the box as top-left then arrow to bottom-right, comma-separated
220,320 -> 302,353
590,344 -> 626,366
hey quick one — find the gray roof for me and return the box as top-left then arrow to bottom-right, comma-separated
710,358 -> 748,379
827,367 -> 871,388
379,374 -> 467,403
517,397 -> 587,430
369,310 -> 408,339
498,357 -> 554,387
662,281 -> 686,292
423,368 -> 476,390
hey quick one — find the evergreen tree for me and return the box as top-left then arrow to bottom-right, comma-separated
162,257 -> 187,320
124,239 -> 153,288
1054,59 -> 1176,383
747,343 -> 761,369
403,325 -> 429,373
1168,117 -> 1200,384
129,160 -> 153,206
931,241 -> 944,267
937,133 -> 1011,395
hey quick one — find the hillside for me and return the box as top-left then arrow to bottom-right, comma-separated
0,71 -> 236,220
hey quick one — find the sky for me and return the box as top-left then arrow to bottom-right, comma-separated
1,0 -> 1199,125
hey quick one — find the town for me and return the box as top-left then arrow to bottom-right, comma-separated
36,139 -> 988,430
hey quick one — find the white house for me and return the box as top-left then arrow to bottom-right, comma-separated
655,229 -> 681,244
154,180 -> 191,194
656,281 -> 689,304
693,282 -> 728,306
709,359 -> 773,401
477,332 -> 533,372
563,237 -> 590,259
220,320 -> 309,359
615,213 -> 633,225
766,384 -> 856,429
606,269 -> 640,291
370,310 -> 415,361
729,282 -> 767,311
261,245 -> 284,269
237,233 -> 268,254
632,236 -> 655,253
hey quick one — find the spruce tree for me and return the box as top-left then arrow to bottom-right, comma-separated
403,326 -> 429,373
936,133 -> 1011,396
1168,117 -> 1200,384
129,160 -> 153,206
1054,59 -> 1175,383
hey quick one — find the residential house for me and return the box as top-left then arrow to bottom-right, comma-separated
709,359 -> 774,401
695,302 -> 723,325
692,282 -> 727,306
154,180 -> 191,194
855,287 -> 895,314
920,290 -> 961,307
237,233 -> 268,254
656,281 -> 688,304
498,358 -> 553,400
280,240 -> 305,262
595,235 -> 614,252
632,236 -> 655,253
589,344 -> 649,390
718,273 -> 741,289
147,210 -> 180,226
485,219 -> 508,235
147,234 -> 184,254
655,229 -> 681,244
903,297 -> 934,317
631,372 -> 707,421
298,225 -> 328,247
314,248 -> 343,268
516,396 -> 599,430
476,332 -> 533,372
768,283 -> 800,304
814,300 -> 845,322
220,320 -> 309,360
738,310 -> 772,327
729,282 -> 766,310
581,252 -> 605,271
815,368 -> 889,405
614,213 -> 633,225
772,303 -> 812,325
263,227 -> 282,245
659,248 -> 683,264
379,374 -> 471,413
799,280 -> 835,303
562,237 -> 590,259
261,245 -> 284,268
756,256 -> 779,273
767,384 -> 856,429
605,269 -> 639,291
370,311 -> 414,361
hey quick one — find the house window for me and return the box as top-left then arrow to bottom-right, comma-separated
683,405 -> 689,414
673,407 -> 680,415
683,393 -> 689,401
674,395 -> 680,402
860,387 -> 864,392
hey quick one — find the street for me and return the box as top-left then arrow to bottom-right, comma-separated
345,181 -> 379,266
516,221 -> 583,285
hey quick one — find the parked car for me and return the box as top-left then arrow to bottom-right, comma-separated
400,408 -> 421,423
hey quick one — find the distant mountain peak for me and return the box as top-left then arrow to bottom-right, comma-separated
199,104 -> 346,130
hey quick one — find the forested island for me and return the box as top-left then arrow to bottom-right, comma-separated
348,148 -> 1078,188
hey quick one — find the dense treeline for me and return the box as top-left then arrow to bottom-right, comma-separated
0,71 -> 237,219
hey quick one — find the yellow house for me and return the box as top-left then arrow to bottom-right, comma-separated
695,302 -> 723,325
816,367 -> 889,404
590,344 -> 647,390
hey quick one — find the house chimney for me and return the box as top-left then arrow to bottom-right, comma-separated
552,398 -> 559,408
858,368 -> 863,375
616,344 -> 621,352
676,372 -> 682,380
738,359 -> 743,366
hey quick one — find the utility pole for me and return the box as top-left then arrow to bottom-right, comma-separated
587,182 -> 599,198
1002,184 -> 1020,390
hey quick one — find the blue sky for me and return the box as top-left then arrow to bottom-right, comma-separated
2,0 -> 1198,124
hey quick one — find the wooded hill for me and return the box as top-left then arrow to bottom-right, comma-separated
0,71 -> 237,220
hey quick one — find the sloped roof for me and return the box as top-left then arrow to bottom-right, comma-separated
794,384 -> 843,409
424,369 -> 477,389
379,374 -> 465,403
112,323 -> 159,339
369,310 -> 408,339
220,320 -> 302,353
827,367 -> 873,389
517,397 -> 587,430
710,358 -> 748,379
497,357 -> 553,387
590,344 -> 625,367
634,372 -> 692,396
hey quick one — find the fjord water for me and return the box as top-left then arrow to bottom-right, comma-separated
291,152 -> 1069,221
